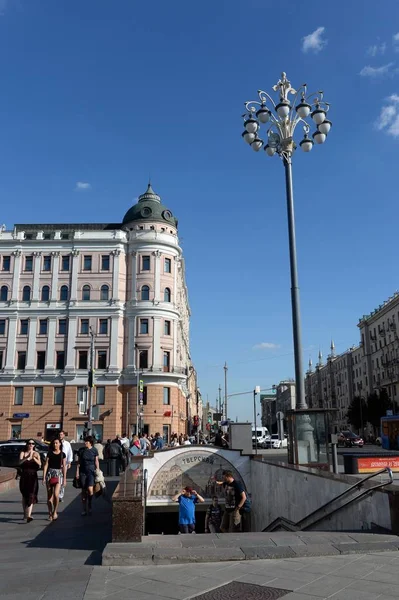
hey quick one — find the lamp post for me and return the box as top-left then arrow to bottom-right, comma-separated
242,73 -> 331,411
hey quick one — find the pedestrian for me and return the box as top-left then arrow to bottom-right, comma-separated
170,434 -> 179,447
58,430 -> 73,503
108,438 -> 124,474
129,435 -> 142,456
205,495 -> 223,533
76,436 -> 99,516
19,440 -> 41,522
183,435 -> 191,445
42,438 -> 67,521
94,438 -> 104,460
119,432 -> 130,447
172,486 -> 204,533
214,429 -> 224,448
217,470 -> 251,533
154,432 -> 164,450
140,432 -> 151,455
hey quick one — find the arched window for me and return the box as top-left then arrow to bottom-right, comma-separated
41,285 -> 50,302
82,285 -> 90,301
60,285 -> 69,301
22,286 -> 31,302
100,284 -> 109,301
141,285 -> 150,301
164,287 -> 171,302
0,286 -> 8,301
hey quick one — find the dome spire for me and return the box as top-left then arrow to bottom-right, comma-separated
138,183 -> 161,204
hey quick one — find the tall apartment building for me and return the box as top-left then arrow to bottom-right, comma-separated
0,184 -> 198,442
305,292 -> 399,431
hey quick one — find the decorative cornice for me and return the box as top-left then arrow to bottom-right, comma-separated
12,250 -> 22,257
111,249 -> 122,257
72,249 -> 80,257
51,251 -> 60,258
153,250 -> 161,257
33,251 -> 42,257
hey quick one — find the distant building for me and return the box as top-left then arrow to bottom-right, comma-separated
0,184 -> 198,443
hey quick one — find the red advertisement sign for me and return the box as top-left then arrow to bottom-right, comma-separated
357,456 -> 399,473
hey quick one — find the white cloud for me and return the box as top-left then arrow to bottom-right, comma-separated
252,342 -> 281,351
360,62 -> 395,77
302,27 -> 327,54
75,181 -> 91,191
367,42 -> 386,57
375,94 -> 399,137
394,32 -> 399,50
0,0 -> 7,15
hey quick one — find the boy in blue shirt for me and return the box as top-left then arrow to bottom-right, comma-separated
172,486 -> 205,533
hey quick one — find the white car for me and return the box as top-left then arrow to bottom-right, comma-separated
269,434 -> 288,449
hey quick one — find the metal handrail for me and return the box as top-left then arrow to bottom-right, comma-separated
297,467 -> 393,530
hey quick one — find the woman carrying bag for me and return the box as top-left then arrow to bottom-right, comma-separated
42,438 -> 67,521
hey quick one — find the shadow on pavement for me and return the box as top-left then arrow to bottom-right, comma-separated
26,478 -> 119,565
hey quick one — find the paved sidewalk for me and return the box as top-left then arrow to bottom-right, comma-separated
86,551 -> 399,599
0,477 -> 118,600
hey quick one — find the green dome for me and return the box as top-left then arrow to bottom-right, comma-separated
122,184 -> 178,227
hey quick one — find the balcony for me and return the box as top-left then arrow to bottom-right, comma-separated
139,365 -> 188,375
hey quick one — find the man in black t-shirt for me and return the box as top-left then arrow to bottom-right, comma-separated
217,470 -> 251,533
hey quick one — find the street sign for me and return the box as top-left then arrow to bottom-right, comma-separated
13,413 -> 29,419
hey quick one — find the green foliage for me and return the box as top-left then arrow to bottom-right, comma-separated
346,396 -> 367,431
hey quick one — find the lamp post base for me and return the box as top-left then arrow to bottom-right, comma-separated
287,408 -> 337,470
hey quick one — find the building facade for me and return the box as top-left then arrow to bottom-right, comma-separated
305,292 -> 399,432
0,184 -> 198,443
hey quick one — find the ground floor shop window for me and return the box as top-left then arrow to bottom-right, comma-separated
76,423 -> 103,442
45,423 -> 61,441
162,425 -> 170,444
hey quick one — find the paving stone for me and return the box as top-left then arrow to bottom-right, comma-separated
298,574 -> 356,597
269,536 -> 306,547
328,589 -> 381,600
346,533 -> 399,544
291,543 -> 340,557
333,541 -> 399,554
242,546 -> 296,560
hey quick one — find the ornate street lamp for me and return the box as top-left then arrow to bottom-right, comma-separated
241,73 -> 331,412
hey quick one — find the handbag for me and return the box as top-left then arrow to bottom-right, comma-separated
49,476 -> 59,486
72,476 -> 82,489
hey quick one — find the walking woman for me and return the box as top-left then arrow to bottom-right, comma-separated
42,438 -> 66,521
19,440 -> 41,522
76,436 -> 99,516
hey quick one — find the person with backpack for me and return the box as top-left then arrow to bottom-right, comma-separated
217,470 -> 251,532
205,495 -> 223,533
153,432 -> 164,450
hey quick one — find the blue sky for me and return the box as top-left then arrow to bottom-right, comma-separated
1,1 -> 399,421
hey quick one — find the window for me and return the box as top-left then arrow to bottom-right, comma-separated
0,350 -> 3,368
0,286 -> 8,301
2,256 -> 10,271
164,320 -> 171,335
163,351 -> 170,372
25,256 -> 33,272
17,352 -> 26,370
100,284 -> 109,301
83,255 -> 92,271
54,387 -> 64,405
139,350 -> 148,369
164,258 -> 171,273
36,352 -> 45,370
22,286 -> 31,302
140,319 -> 149,334
20,319 -> 29,335
60,285 -> 68,301
82,285 -> 90,301
99,319 -> 108,335
34,387 -> 43,405
163,387 -> 170,405
39,319 -> 48,335
96,387 -> 105,405
101,255 -> 110,271
0,319 -> 5,335
142,255 -> 150,271
56,351 -> 65,370
141,285 -> 150,301
78,351 -> 88,369
58,319 -> 67,335
43,255 -> 51,271
80,319 -> 89,334
97,351 -> 107,369
41,285 -> 50,302
164,287 -> 171,302
14,387 -> 23,405
162,425 -> 170,444
61,255 -> 70,271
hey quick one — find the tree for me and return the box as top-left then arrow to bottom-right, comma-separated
346,396 -> 368,432
367,389 -> 397,435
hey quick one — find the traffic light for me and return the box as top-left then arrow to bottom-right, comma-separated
139,380 -> 144,392
207,411 -> 212,424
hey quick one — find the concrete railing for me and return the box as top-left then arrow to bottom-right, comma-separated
111,459 -> 145,542
0,467 -> 18,494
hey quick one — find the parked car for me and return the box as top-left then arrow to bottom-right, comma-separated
262,434 -> 288,449
0,440 -> 47,469
337,431 -> 364,448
